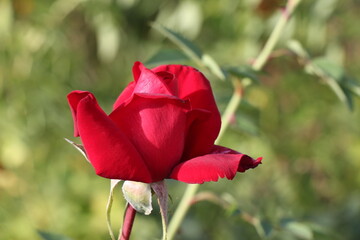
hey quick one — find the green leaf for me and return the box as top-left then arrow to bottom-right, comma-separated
201,54 -> 226,80
287,40 -> 310,59
226,66 -> 261,84
145,49 -> 189,66
333,70 -> 360,102
151,23 -> 202,62
341,86 -> 354,110
281,219 -> 314,240
305,58 -> 354,110
37,231 -> 72,240
311,58 -> 344,81
151,23 -> 225,80
344,77 -> 360,97
287,40 -> 360,110
260,220 -> 273,237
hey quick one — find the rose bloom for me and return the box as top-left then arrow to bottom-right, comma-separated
67,62 -> 261,184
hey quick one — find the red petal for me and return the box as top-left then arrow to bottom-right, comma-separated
133,62 -> 175,96
156,71 -> 178,96
182,108 -> 213,160
67,90 -> 93,137
152,65 -> 221,158
132,61 -> 142,81
74,92 -> 152,182
113,62 -> 177,110
169,145 -> 262,184
110,94 -> 189,182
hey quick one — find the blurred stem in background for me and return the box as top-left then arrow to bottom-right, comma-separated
167,0 -> 302,239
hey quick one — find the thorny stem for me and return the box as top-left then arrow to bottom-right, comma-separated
119,204 -> 137,240
252,0 -> 302,71
167,1 -> 302,239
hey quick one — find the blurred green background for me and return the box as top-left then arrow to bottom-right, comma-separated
1,0 -> 360,239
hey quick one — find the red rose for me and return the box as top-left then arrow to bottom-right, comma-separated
67,62 -> 261,184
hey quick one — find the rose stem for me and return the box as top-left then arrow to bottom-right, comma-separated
166,0 -> 302,239
119,204 -> 136,240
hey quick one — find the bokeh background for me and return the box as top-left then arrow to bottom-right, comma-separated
1,0 -> 360,239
